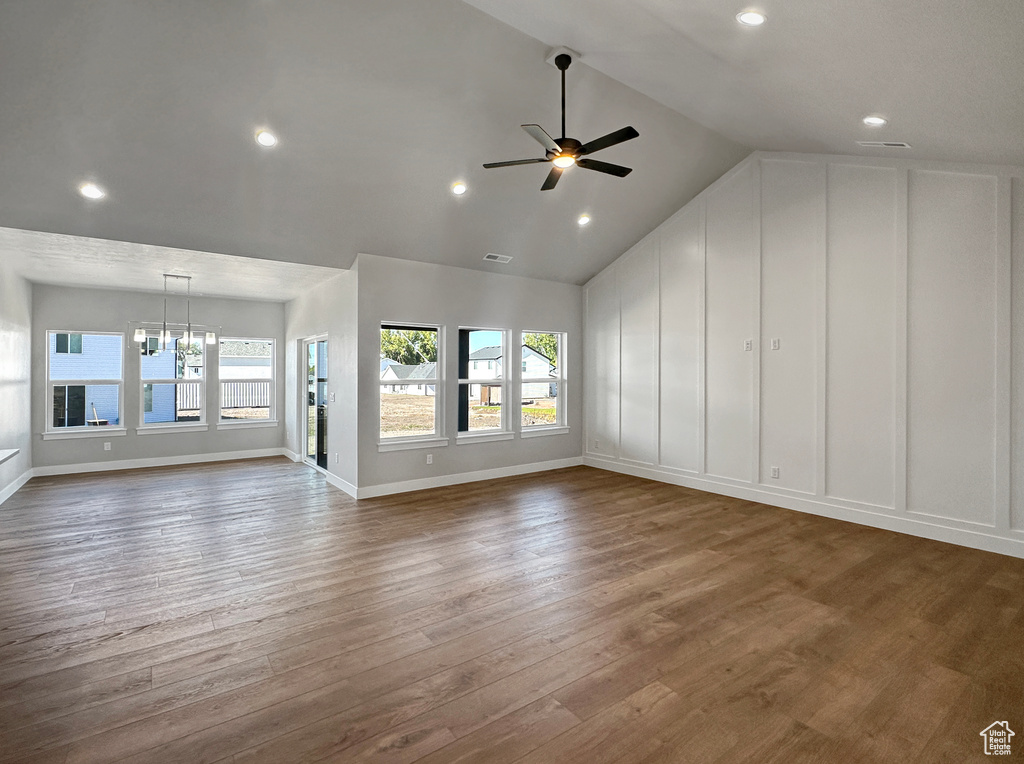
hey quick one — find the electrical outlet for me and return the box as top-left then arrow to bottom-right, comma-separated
770,466 -> 780,479
594,438 -> 599,449
426,454 -> 433,465
330,392 -> 336,403
103,442 -> 111,452
771,338 -> 780,351
744,339 -> 753,351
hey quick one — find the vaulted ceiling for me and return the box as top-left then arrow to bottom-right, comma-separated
466,0 -> 1024,166
0,0 -> 746,288
2,1 -> 1020,292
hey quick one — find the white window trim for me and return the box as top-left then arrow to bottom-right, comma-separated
378,322 -> 444,445
136,423 -> 210,436
218,337 -> 276,426
44,330 -> 125,438
43,428 -> 128,441
139,339 -> 207,429
520,330 -> 566,430
520,425 -> 570,438
456,431 -> 515,444
378,436 -> 450,452
217,420 -> 279,431
458,327 -> 510,438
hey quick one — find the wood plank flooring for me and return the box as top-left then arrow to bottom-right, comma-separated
1,458 -> 1022,763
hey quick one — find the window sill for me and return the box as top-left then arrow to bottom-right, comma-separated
43,428 -> 128,441
217,420 -> 279,431
378,436 -> 450,453
136,424 -> 209,436
456,431 -> 515,445
520,425 -> 570,439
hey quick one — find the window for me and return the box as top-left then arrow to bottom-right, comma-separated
140,335 -> 205,427
55,333 -> 83,354
379,324 -> 440,440
521,331 -> 565,430
219,339 -> 274,423
46,331 -> 123,433
458,328 -> 507,434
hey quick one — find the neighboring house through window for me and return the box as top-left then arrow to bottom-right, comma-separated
521,331 -> 565,430
379,324 -> 440,440
219,339 -> 275,423
140,335 -> 205,427
46,331 -> 123,432
458,328 -> 507,434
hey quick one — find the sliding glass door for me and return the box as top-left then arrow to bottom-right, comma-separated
303,338 -> 328,469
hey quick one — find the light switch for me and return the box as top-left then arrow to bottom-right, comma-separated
744,339 -> 753,351
771,338 -> 780,351
329,392 -> 336,402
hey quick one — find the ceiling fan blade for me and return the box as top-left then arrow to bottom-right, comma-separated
540,166 -> 563,191
576,157 -> 632,177
522,124 -> 561,154
578,126 -> 639,156
483,158 -> 549,169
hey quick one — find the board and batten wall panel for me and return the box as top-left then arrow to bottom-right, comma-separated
704,162 -> 758,482
907,170 -> 997,525
658,202 -> 703,472
585,268 -> 620,458
825,163 -> 898,508
618,240 -> 660,464
585,151 -> 1024,558
758,160 -> 822,493
1011,178 -> 1024,530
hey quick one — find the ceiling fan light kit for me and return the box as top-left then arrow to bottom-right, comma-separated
483,51 -> 639,190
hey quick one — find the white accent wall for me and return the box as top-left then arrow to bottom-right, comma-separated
585,151 -> 1024,558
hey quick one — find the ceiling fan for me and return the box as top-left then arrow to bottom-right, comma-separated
483,53 -> 639,191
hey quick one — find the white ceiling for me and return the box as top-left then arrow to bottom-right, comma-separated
0,227 -> 344,302
464,0 -> 1024,166
0,0 -> 748,290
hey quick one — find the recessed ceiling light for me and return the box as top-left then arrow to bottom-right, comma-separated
255,129 -> 278,147
736,10 -> 767,26
78,182 -> 106,200
862,115 -> 888,128
577,214 -> 591,226
552,155 -> 576,169
451,181 -> 467,195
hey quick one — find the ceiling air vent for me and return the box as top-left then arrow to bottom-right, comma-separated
483,253 -> 513,264
856,141 -> 912,148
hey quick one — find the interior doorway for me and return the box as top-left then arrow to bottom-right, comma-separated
303,336 -> 328,470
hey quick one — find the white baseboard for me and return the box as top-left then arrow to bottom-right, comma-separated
353,457 -> 584,499
0,469 -> 33,507
325,472 -> 359,499
31,448 -> 290,478
282,448 -> 302,463
584,455 -> 1024,559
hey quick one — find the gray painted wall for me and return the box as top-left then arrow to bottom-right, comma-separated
283,269 -> 359,487
0,261 -> 32,496
32,285 -> 286,468
356,254 -> 583,489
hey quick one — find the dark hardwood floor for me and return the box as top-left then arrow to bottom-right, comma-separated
1,458 -> 1022,763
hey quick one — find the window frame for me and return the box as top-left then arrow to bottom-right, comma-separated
378,322 -> 446,449
520,330 -> 568,436
457,327 -> 512,442
137,334 -> 208,433
44,330 -> 126,439
217,337 -> 277,429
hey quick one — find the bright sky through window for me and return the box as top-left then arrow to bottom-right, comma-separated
469,330 -> 501,353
